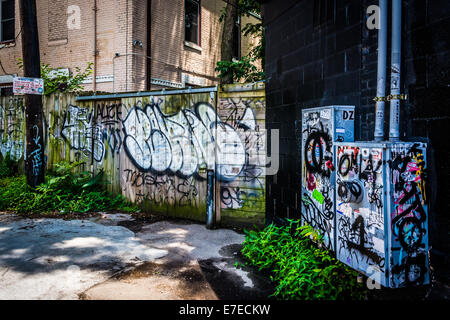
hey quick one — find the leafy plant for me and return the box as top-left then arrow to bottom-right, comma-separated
216,0 -> 265,83
17,59 -> 93,96
241,220 -> 367,300
0,161 -> 138,215
216,56 -> 265,83
0,153 -> 19,179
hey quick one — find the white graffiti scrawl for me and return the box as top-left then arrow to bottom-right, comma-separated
122,100 -> 250,182
61,105 -> 105,162
0,99 -> 25,161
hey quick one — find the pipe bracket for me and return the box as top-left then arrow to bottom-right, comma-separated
387,94 -> 408,101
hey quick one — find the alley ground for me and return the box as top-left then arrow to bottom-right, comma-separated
0,213 -> 274,300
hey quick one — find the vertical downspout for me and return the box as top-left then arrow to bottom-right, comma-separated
91,0 -> 98,172
389,0 -> 402,141
215,88 -> 221,226
93,0 -> 98,92
125,1 -> 129,92
374,0 -> 387,141
146,0 -> 152,90
206,169 -> 215,229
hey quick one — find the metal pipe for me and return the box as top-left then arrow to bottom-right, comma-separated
76,85 -> 218,101
125,0 -> 129,92
374,0 -> 387,141
206,169 -> 215,229
93,0 -> 98,92
389,0 -> 402,141
147,0 -> 152,90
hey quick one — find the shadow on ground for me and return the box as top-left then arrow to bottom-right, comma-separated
198,244 -> 275,300
81,219 -> 274,300
1,213 -> 447,300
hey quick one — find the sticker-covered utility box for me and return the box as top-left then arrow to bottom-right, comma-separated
301,106 -> 355,251
335,141 -> 429,288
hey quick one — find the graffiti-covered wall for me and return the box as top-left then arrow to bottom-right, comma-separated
218,84 -> 266,227
0,84 -> 266,227
389,143 -> 429,288
300,106 -> 355,250
0,97 -> 25,163
117,94 -> 215,220
335,142 -> 430,288
336,144 -> 387,286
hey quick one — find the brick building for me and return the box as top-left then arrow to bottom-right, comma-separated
262,0 -> 449,280
0,0 -> 260,94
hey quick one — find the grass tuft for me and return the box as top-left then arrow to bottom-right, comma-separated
241,219 -> 368,300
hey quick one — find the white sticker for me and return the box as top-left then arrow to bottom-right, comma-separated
362,148 -> 370,157
343,206 -> 352,218
372,237 -> 385,253
359,207 -> 370,218
320,109 -> 331,120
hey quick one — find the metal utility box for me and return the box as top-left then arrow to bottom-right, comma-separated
301,106 -> 355,250
335,141 -> 429,288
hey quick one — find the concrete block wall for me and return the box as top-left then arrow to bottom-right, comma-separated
263,0 -> 449,277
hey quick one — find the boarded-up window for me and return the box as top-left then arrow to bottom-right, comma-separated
0,85 -> 13,96
0,0 -> 15,42
48,0 -> 68,42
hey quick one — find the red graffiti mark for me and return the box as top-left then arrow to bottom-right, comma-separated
325,160 -> 335,171
307,173 -> 316,191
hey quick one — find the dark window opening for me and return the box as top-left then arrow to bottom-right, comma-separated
0,86 -> 13,96
1,0 -> 15,42
232,17 -> 241,60
185,0 -> 200,45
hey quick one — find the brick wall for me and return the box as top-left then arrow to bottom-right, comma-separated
149,0 -> 251,89
0,0 -> 23,78
263,0 -> 449,273
48,0 -> 68,42
0,0 -> 260,93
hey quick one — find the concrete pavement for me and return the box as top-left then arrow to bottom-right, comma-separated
0,213 -> 273,300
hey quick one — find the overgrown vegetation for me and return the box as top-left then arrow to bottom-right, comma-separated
0,154 -> 20,179
242,220 -> 368,300
216,56 -> 265,83
17,58 -> 93,96
216,0 -> 265,83
0,160 -> 137,215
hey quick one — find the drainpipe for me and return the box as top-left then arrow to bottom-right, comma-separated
125,1 -> 129,92
389,0 -> 402,141
374,0 -> 387,141
206,169 -> 215,229
93,0 -> 98,92
147,0 -> 152,90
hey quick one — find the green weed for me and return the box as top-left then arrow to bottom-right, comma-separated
0,153 -> 20,179
0,161 -> 138,215
241,219 -> 367,300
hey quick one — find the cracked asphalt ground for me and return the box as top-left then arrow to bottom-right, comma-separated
0,213 -> 274,300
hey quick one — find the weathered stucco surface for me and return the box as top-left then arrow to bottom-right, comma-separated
0,83 -> 266,227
